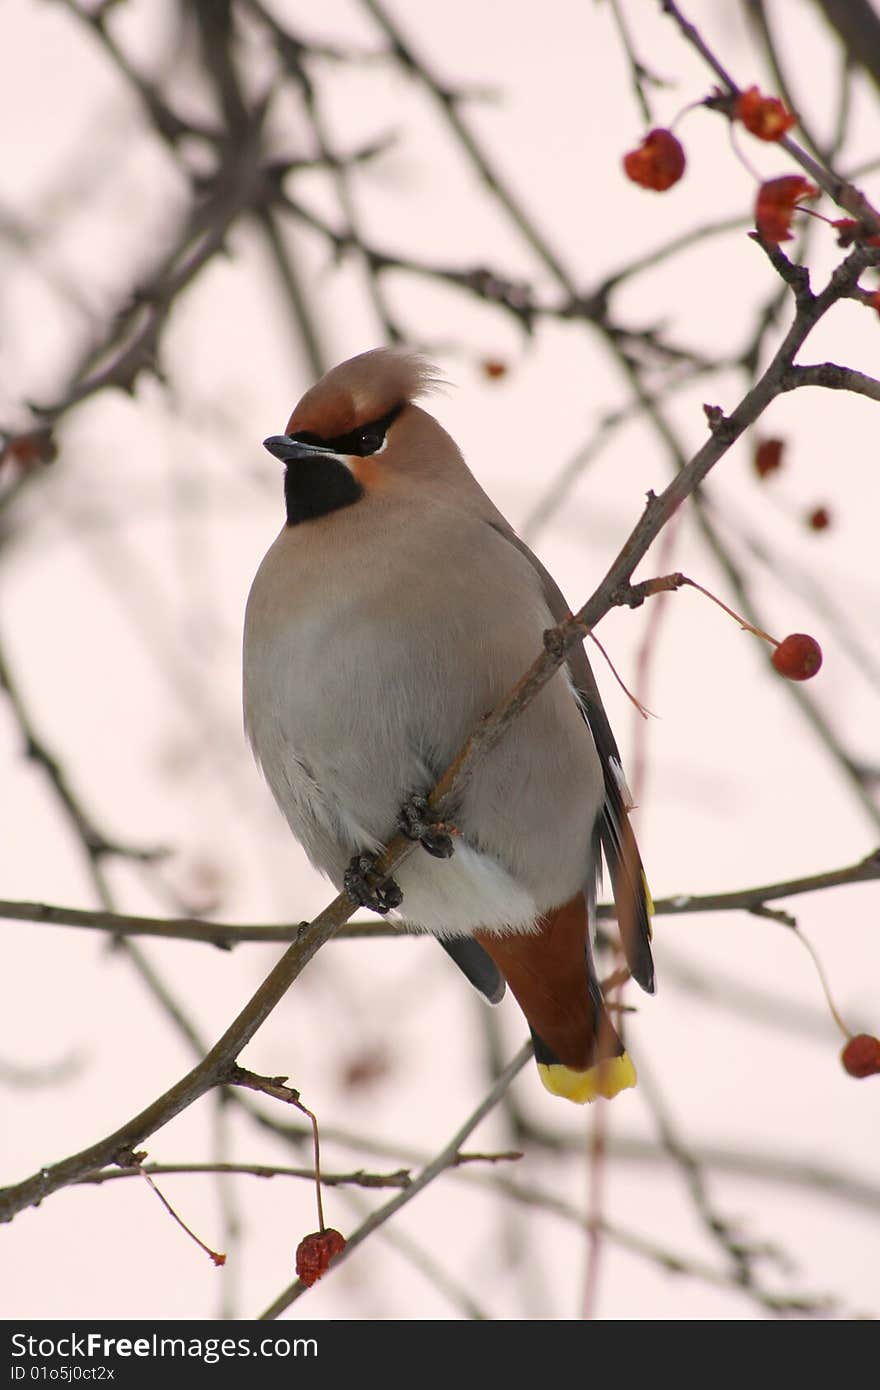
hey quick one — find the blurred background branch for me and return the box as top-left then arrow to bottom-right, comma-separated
2,0 -> 879,1321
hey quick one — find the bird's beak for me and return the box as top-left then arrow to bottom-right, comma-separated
263,434 -> 338,463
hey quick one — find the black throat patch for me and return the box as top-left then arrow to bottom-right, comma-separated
284,456 -> 364,527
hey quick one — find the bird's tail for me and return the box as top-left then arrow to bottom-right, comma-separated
474,892 -> 635,1104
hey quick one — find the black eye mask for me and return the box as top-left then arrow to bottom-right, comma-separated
292,403 -> 403,458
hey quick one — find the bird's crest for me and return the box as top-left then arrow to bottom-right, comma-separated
285,348 -> 443,440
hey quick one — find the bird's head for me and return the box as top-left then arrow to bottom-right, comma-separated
263,348 -> 445,526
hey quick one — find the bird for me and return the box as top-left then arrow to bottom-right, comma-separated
243,347 -> 654,1103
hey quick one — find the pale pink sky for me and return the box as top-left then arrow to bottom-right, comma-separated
2,0 -> 879,1320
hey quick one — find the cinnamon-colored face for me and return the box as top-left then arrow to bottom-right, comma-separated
263,347 -> 444,520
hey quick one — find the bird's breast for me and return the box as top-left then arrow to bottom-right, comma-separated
243,506 -> 602,932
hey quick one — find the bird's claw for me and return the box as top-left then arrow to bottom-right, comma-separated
343,853 -> 403,914
397,792 -> 456,860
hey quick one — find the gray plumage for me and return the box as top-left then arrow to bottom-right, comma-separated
243,349 -> 653,994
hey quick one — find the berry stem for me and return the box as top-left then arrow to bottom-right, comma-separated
294,1098 -> 326,1233
588,632 -> 654,719
791,927 -> 852,1041
136,1165 -> 226,1265
682,577 -> 778,646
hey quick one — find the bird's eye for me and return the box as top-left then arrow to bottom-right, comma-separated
324,405 -> 401,457
357,428 -> 383,455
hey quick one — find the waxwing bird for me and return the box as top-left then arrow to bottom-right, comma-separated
243,348 -> 654,1103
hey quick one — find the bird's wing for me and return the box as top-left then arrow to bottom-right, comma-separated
438,936 -> 506,1003
484,519 -> 655,994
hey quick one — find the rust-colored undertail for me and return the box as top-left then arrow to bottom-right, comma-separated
474,893 -> 636,1104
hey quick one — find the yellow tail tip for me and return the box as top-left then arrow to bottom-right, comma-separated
537,1052 -> 637,1104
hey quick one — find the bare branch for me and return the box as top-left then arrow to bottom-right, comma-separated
608,0 -> 668,125
76,1162 -> 415,1190
782,362 -> 880,402
485,1174 -> 835,1316
257,1040 -> 533,1318
661,0 -> 880,233
809,0 -> 880,95
4,850 -> 877,944
0,639 -> 164,867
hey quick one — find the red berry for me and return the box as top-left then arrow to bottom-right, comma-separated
755,176 -> 817,244
2,429 -> 57,473
753,437 -> 784,478
832,218 -> 880,248
622,128 -> 686,192
735,86 -> 796,141
295,1229 -> 346,1287
841,1034 -> 880,1079
771,633 -> 823,681
481,358 -> 508,380
807,506 -> 830,531
340,1045 -> 391,1091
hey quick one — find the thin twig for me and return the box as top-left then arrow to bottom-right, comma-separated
486,1174 -> 834,1316
661,0 -> 880,233
257,1040 -> 533,1317
75,1162 -> 416,1190
4,848 -> 878,942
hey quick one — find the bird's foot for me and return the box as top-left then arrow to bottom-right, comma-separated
343,853 -> 403,915
397,792 -> 456,860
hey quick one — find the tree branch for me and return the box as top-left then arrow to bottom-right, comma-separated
3,849 -> 877,944
257,1040 -> 533,1318
782,362 -> 880,401
661,0 -> 880,233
